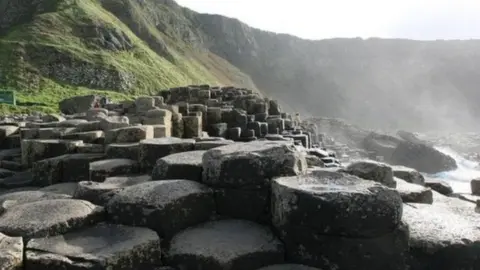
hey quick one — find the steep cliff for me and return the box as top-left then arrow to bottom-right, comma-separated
0,0 -> 257,111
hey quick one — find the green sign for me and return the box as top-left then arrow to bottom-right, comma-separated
0,91 -> 16,106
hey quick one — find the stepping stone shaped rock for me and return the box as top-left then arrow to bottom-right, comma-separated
21,139 -> 83,167
166,219 -> 284,270
62,153 -> 106,183
31,155 -> 64,187
395,178 -> 432,204
342,160 -> 396,188
0,190 -> 71,213
0,170 -> 33,189
39,182 -> 79,196
0,148 -> 21,161
282,221 -> 409,270
257,265 -> 320,270
76,143 -> 105,154
62,130 -> 104,144
0,199 -> 104,239
203,141 -> 306,188
25,223 -> 162,270
105,125 -> 154,144
106,142 -> 140,160
106,180 -> 214,238
0,232 -> 23,270
203,141 -> 307,222
139,138 -> 195,172
71,121 -> 102,133
152,151 -> 206,182
424,178 -> 453,195
99,116 -> 129,131
90,159 -> 139,182
0,168 -> 15,178
194,140 -> 235,150
56,119 -> 88,128
392,165 -> 425,185
403,193 -> 480,270
74,175 -> 150,205
0,160 -> 24,172
272,169 -> 403,238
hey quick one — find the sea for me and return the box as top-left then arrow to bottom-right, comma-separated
428,146 -> 480,194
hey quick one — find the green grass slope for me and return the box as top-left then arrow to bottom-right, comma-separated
0,0 -> 257,113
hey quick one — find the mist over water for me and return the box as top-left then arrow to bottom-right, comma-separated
428,146 -> 479,193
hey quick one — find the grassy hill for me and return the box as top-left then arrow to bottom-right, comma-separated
0,0 -> 257,113
2,0 -> 480,132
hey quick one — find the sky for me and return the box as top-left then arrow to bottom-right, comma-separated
175,0 -> 480,40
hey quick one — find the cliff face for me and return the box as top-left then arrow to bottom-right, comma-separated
2,0 -> 480,131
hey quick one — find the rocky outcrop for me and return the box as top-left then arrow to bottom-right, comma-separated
0,89 -> 477,269
0,0 -> 62,35
25,44 -> 136,91
390,140 -> 457,174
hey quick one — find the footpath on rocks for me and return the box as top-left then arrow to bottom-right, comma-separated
0,85 -> 478,270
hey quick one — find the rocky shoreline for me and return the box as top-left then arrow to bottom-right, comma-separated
0,85 -> 478,270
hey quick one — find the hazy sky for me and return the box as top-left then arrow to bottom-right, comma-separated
176,0 -> 480,40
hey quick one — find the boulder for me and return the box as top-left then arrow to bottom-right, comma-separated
59,95 -> 99,114
166,220 -> 284,270
0,199 -> 104,239
0,232 -> 23,270
362,132 -> 401,160
390,140 -> 457,174
106,180 -> 214,238
342,160 -> 396,188
424,178 -> 454,195
25,223 -> 162,269
392,165 -> 425,185
152,151 -> 205,182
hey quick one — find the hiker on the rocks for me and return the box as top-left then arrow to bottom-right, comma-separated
294,112 -> 301,126
100,96 -> 108,107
